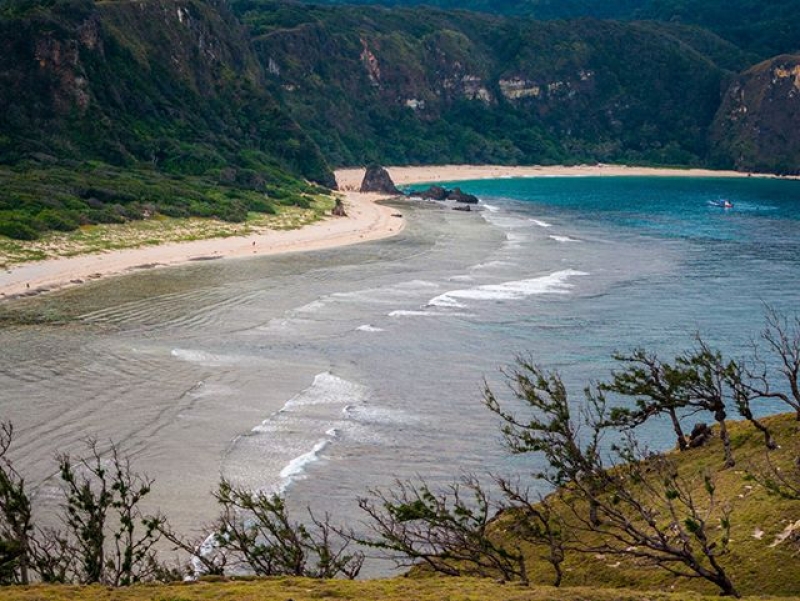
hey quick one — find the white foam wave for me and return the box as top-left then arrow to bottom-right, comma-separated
530,219 -> 553,228
283,372 -> 368,409
549,235 -> 579,243
171,348 -> 236,366
357,325 -> 385,332
343,405 -> 420,426
279,438 -> 330,482
472,260 -> 514,270
388,309 -> 474,318
481,203 -> 501,213
428,269 -> 588,307
426,295 -> 467,309
449,275 -> 475,282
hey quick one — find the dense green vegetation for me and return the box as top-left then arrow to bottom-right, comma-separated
0,0 -> 798,241
0,163 -> 326,241
0,0 -> 334,239
290,0 -> 800,59
235,0 -> 745,168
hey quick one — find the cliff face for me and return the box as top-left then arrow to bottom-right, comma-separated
0,0 -> 334,186
1,0 -> 798,183
710,55 -> 800,174
239,1 -> 741,167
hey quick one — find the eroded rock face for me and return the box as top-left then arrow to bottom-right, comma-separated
359,165 -> 401,194
711,54 -> 800,174
447,187 -> 478,204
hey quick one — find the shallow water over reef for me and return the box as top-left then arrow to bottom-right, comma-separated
1,176 -> 799,571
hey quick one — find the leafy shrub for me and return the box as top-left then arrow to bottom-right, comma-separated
0,219 -> 39,240
34,209 -> 79,232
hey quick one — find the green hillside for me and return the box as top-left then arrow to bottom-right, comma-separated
288,0 -> 800,59
0,0 -> 334,240
1,0 -> 799,242
236,0 -> 745,168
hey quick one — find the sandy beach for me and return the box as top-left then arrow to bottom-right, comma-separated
0,188 -> 403,300
0,164 -> 777,300
335,163 -> 770,190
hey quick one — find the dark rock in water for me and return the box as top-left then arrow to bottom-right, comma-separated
447,187 -> 479,204
360,165 -> 401,194
688,422 -> 712,448
332,197 -> 347,216
452,204 -> 471,212
416,185 -> 448,201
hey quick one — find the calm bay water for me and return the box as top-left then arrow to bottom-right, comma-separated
1,175 -> 798,568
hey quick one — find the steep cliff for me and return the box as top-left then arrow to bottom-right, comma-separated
236,1 -> 743,167
710,55 -> 800,174
0,0 -> 333,186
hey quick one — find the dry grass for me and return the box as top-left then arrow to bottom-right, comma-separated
0,576 -> 793,601
492,413 -> 800,597
0,196 -> 335,267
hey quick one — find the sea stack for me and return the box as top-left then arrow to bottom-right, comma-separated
360,165 -> 401,194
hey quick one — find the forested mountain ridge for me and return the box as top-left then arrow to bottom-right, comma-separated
290,0 -> 800,60
0,0 -> 799,241
234,0 -> 748,168
0,0 -> 332,185
0,0 -> 337,239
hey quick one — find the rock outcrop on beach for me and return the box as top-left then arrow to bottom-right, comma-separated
332,197 -> 347,216
415,186 -> 478,204
360,165 -> 401,194
447,188 -> 479,204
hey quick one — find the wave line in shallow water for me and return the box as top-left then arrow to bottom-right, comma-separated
427,269 -> 589,308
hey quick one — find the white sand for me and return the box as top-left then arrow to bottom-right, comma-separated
335,163 -> 774,190
0,163 -> 781,300
0,187 -> 403,299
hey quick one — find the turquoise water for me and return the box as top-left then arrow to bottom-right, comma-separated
429,176 -> 800,350
1,175 -> 798,571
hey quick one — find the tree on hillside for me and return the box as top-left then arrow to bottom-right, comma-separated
355,476 -> 530,583
210,480 -> 363,579
485,359 -> 740,596
54,441 -> 166,585
0,422 -> 33,584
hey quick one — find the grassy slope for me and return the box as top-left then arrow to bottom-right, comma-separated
0,576 -> 796,601
495,413 -> 800,596
2,414 -> 798,599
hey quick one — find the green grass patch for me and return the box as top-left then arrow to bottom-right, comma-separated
0,164 -> 337,264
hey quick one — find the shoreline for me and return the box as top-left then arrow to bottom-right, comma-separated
1,163 -> 791,301
335,163 -> 789,190
0,188 -> 404,301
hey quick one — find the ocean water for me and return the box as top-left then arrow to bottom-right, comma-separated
1,175 -> 798,571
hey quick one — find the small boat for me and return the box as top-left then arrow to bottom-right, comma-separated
709,199 -> 733,209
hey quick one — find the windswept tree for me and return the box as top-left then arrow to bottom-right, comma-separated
484,358 -> 741,597
604,340 -> 760,468
56,441 -> 165,585
603,348 -> 690,451
0,422 -> 33,584
355,475 -> 529,583
733,308 -> 800,422
210,480 -> 363,579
